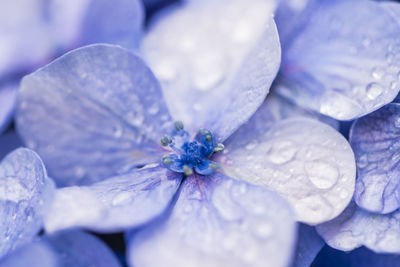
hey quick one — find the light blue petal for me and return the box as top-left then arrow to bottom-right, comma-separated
313,246 -> 400,267
0,230 -> 121,267
44,165 -> 182,233
0,83 -> 17,133
128,173 -> 296,267
0,131 -> 23,161
317,201 -> 400,253
219,118 -> 356,225
0,148 -> 55,258
142,0 -> 280,141
350,103 -> 400,214
277,0 -> 400,120
17,44 -> 174,186
292,224 -> 324,267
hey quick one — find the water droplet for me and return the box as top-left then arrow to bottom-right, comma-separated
193,103 -> 202,111
74,166 -> 86,179
268,140 -> 296,164
112,192 -> 131,206
362,38 -> 371,47
371,67 -> 384,80
366,83 -> 382,100
305,160 -> 339,189
394,117 -> 400,128
357,155 -> 368,168
147,104 -> 159,115
192,53 -> 227,91
245,142 -> 257,150
113,125 -> 123,138
254,222 -> 273,238
339,189 -> 349,199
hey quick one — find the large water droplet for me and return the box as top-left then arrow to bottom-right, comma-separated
147,103 -> 159,115
366,83 -> 383,100
254,222 -> 273,238
371,67 -> 384,80
305,160 -> 339,189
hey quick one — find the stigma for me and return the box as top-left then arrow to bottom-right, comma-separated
160,121 -> 224,176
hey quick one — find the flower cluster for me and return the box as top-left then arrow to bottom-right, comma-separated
1,0 -> 400,266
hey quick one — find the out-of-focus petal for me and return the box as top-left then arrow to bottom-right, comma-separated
45,165 -> 182,233
218,118 -> 356,225
292,224 -> 324,267
313,246 -> 400,267
277,0 -> 400,120
17,44 -> 173,186
0,84 -> 18,133
317,202 -> 400,253
0,148 -> 55,258
142,0 -> 280,141
0,130 -> 23,160
0,230 -> 121,267
128,173 -> 296,267
349,103 -> 400,213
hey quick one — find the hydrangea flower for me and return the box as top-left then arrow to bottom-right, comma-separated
274,0 -> 400,120
0,0 -> 144,133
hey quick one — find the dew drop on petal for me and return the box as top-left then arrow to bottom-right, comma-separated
366,83 -> 383,100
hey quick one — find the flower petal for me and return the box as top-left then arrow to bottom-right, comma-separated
17,44 -> 173,186
277,0 -> 400,120
142,0 -> 280,141
0,148 -> 55,258
0,84 -> 17,133
313,246 -> 400,267
349,103 -> 400,214
292,224 -> 324,267
317,202 -> 400,253
219,118 -> 356,225
128,173 -> 296,267
44,165 -> 182,233
0,230 -> 121,267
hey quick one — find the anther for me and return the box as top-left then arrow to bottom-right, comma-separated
183,165 -> 193,176
160,135 -> 172,146
209,163 -> 219,170
214,143 -> 224,152
205,134 -> 212,142
174,121 -> 184,131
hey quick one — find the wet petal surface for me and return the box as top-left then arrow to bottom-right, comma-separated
219,118 -> 356,225
317,202 -> 400,253
0,148 -> 54,258
142,0 -> 280,141
128,173 -> 296,267
277,0 -> 400,120
350,103 -> 400,213
45,165 -> 182,233
0,230 -> 121,267
17,44 -> 173,186
292,224 -> 324,267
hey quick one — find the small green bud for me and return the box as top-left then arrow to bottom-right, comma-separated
162,155 -> 173,165
174,121 -> 184,131
214,143 -> 225,152
183,165 -> 193,176
160,135 -> 172,146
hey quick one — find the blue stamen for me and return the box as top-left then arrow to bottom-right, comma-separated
160,121 -> 223,176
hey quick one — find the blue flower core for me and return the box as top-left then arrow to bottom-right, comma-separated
160,122 -> 224,176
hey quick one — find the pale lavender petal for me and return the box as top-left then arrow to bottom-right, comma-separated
277,0 -> 400,120
17,44 -> 173,186
0,230 -> 121,267
350,103 -> 400,214
292,224 -> 324,267
142,0 -> 280,141
128,173 -> 296,267
0,84 -> 17,133
44,165 -> 182,233
317,202 -> 400,253
0,148 -> 55,258
218,118 -> 356,225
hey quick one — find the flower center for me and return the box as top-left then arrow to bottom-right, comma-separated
160,121 -> 224,176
